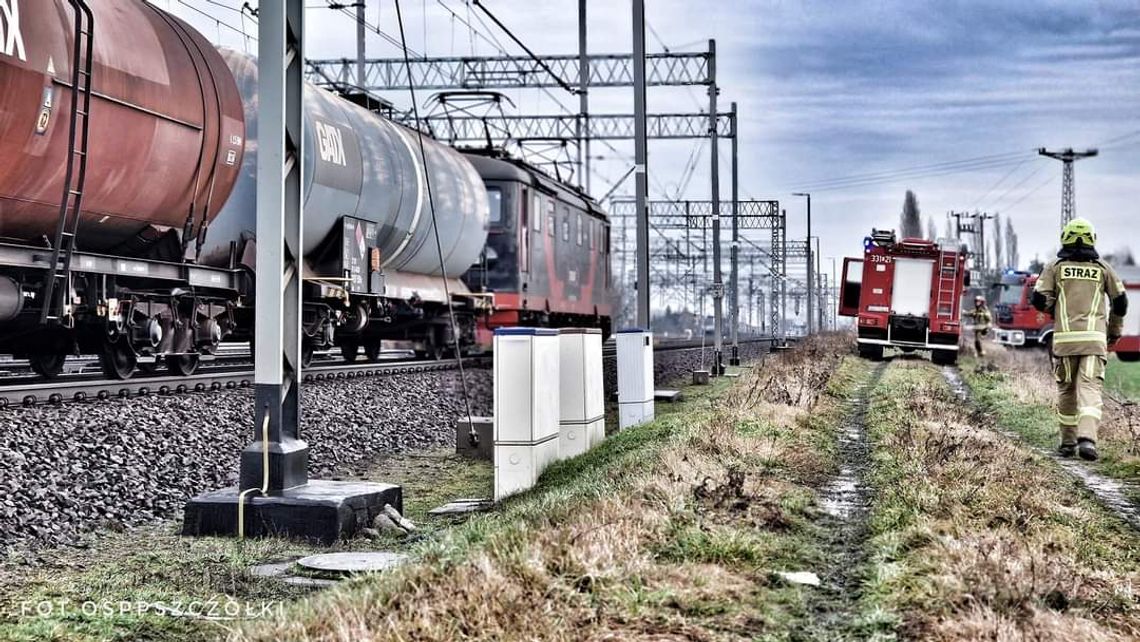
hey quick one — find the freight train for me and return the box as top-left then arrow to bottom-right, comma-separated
0,0 -> 611,379
837,229 -> 969,364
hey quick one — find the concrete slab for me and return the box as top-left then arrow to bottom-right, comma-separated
182,480 -> 402,545
428,498 -> 494,515
296,551 -> 409,575
654,389 -> 683,403
283,576 -> 339,588
249,561 -> 294,578
692,370 -> 711,385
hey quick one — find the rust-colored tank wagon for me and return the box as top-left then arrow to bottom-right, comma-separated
0,0 -> 246,253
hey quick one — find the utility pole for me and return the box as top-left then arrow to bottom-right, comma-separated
577,0 -> 590,193
792,193 -> 811,335
815,237 -> 824,332
632,0 -> 650,329
729,102 -> 740,365
356,1 -> 366,87
1037,147 -> 1098,226
781,209 -> 788,340
708,39 -> 724,375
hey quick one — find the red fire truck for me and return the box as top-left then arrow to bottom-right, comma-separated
992,271 -> 1053,348
838,230 -> 969,364
992,268 -> 1140,362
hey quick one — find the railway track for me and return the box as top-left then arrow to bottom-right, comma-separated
0,336 -> 778,408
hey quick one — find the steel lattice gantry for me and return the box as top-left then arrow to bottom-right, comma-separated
608,199 -> 788,340
305,50 -> 712,91
417,112 -> 734,144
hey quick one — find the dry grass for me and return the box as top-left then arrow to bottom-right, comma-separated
973,346 -> 1140,474
232,335 -> 860,641
865,362 -> 1140,641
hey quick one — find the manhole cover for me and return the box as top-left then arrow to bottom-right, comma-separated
296,551 -> 409,575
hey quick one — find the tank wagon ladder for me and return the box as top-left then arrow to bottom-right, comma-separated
934,248 -> 957,319
40,0 -> 95,326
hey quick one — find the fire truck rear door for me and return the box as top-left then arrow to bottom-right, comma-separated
838,258 -> 863,317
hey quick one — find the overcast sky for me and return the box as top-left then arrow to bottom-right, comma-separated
164,0 -> 1140,286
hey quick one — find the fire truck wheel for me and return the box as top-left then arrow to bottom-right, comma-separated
858,344 -> 884,361
931,350 -> 958,366
1117,352 -> 1140,363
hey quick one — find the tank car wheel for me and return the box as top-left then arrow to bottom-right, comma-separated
165,354 -> 200,376
100,341 -> 138,380
340,341 -> 361,363
364,342 -> 382,362
29,353 -> 67,380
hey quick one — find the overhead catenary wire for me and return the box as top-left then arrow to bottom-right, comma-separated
392,0 -> 477,436
470,0 -> 579,96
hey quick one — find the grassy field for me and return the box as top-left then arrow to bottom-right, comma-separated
861,358 -> 1140,641
964,347 -> 1140,483
233,336 -> 865,641
0,451 -> 493,642
1106,356 -> 1140,400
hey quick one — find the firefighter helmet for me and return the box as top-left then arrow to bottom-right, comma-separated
974,295 -> 985,305
1060,218 -> 1097,248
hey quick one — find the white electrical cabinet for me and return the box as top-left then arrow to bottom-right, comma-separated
558,328 -> 605,459
493,328 -> 561,501
616,329 -> 655,429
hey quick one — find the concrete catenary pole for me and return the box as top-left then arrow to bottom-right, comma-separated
241,0 -> 308,492
708,40 -> 723,375
632,0 -> 650,329
356,1 -> 366,87
729,102 -> 740,365
578,0 -> 591,193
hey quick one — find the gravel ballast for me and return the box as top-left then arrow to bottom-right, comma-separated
0,341 -> 772,553
0,369 -> 491,553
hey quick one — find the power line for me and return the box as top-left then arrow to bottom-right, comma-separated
999,171 -> 1058,214
794,156 -> 1032,194
174,0 -> 257,41
968,158 -> 1031,211
787,150 -> 1030,191
470,0 -> 578,96
984,162 -> 1047,211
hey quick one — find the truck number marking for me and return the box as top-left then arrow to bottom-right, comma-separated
869,255 -> 893,264
315,121 -> 347,167
0,0 -> 27,62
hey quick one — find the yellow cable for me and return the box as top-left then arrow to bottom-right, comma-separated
237,414 -> 270,539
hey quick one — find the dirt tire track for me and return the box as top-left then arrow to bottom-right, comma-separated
942,365 -> 1140,530
794,360 -> 887,641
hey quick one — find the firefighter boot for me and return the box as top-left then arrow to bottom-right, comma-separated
1077,438 -> 1099,462
1058,443 -> 1077,458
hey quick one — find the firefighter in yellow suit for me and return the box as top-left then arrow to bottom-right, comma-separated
966,296 -> 992,356
1032,218 -> 1128,461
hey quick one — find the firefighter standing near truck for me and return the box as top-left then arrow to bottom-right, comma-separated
1032,218 -> 1128,461
966,296 -> 992,356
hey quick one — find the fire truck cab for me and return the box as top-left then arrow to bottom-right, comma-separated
838,230 -> 968,365
991,271 -> 1053,348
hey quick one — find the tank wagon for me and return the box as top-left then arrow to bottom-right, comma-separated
837,229 -> 969,364
0,0 -> 610,379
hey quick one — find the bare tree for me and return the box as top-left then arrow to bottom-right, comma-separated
1005,218 -> 1019,270
992,212 -> 1004,269
926,216 -> 938,241
900,190 -> 922,238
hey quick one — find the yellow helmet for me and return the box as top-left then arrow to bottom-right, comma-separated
1060,217 -> 1096,247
